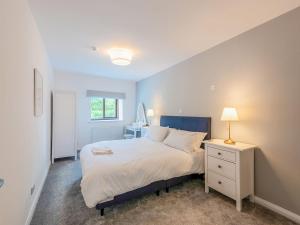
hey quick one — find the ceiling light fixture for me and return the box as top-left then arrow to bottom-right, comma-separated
107,48 -> 133,66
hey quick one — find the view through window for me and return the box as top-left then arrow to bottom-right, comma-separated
90,97 -> 118,120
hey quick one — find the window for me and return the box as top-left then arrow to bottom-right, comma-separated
90,97 -> 118,120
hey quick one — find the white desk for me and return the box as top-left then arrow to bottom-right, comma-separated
125,126 -> 148,138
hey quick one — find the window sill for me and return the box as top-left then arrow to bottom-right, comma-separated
88,119 -> 123,123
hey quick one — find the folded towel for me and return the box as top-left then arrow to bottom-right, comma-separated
91,147 -> 113,155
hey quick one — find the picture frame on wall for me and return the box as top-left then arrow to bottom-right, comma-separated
34,68 -> 43,117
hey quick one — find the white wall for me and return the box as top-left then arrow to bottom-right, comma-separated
54,71 -> 136,149
0,0 -> 54,225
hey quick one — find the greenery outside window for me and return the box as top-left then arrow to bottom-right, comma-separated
90,97 -> 118,120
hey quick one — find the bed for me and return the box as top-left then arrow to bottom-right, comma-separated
80,115 -> 211,215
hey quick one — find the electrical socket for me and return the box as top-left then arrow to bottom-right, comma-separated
30,185 -> 35,196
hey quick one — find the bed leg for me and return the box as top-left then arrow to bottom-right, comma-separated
156,190 -> 160,196
100,208 -> 104,216
166,187 -> 169,193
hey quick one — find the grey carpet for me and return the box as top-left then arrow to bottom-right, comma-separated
31,158 -> 297,225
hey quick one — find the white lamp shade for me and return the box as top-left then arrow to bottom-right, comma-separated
147,109 -> 154,117
221,107 -> 239,121
107,48 -> 132,66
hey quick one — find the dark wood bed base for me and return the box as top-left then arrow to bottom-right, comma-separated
95,115 -> 211,216
96,173 -> 204,216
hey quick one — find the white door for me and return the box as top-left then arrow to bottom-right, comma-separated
52,91 -> 76,162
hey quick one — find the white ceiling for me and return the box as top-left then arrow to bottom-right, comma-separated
28,0 -> 300,81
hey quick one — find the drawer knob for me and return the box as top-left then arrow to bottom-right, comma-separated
218,181 -> 222,185
218,152 -> 222,155
218,165 -> 222,169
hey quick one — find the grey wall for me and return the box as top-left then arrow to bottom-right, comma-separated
137,8 -> 300,215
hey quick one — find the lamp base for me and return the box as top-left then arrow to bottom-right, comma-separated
224,139 -> 236,145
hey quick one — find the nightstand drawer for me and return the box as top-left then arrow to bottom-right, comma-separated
207,146 -> 236,162
207,156 -> 236,180
208,171 -> 236,199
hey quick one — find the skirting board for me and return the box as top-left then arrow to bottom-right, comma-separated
255,196 -> 300,224
25,163 -> 50,225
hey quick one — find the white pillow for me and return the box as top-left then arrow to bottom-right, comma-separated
163,129 -> 207,152
163,129 -> 195,152
180,130 -> 207,150
145,125 -> 169,142
168,127 -> 177,133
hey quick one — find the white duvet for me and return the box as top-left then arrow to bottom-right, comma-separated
80,137 -> 204,208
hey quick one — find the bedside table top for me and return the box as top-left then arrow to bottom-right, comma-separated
203,139 -> 256,151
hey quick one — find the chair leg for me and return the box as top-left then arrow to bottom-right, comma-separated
156,190 -> 160,196
100,208 -> 104,216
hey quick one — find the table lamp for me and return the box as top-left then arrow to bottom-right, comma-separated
221,107 -> 239,144
147,109 -> 154,125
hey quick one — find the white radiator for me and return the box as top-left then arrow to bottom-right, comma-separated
91,125 -> 124,143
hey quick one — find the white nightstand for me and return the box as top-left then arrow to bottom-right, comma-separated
203,139 -> 255,211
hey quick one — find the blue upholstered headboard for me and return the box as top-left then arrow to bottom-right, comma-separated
160,115 -> 211,140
